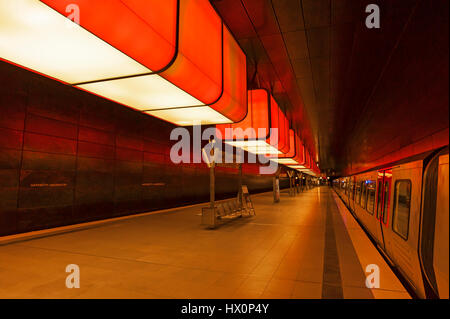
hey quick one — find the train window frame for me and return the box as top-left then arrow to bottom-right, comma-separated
360,181 -> 366,208
366,181 -> 375,215
356,182 -> 361,204
383,180 -> 390,224
392,179 -> 412,241
376,180 -> 383,219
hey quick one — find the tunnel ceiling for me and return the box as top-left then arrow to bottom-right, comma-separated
212,0 -> 449,174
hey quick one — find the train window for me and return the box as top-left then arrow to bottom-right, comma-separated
366,181 -> 375,214
383,181 -> 390,224
362,182 -> 366,206
361,181 -> 366,208
356,183 -> 361,204
392,180 -> 411,240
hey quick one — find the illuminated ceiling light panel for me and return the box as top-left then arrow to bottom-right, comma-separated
78,74 -> 203,110
277,105 -> 290,154
302,150 -> 320,175
269,129 -> 306,167
226,140 -> 270,148
0,0 -> 247,126
273,158 -> 299,164
288,167 -> 316,176
0,0 -> 151,84
217,89 -> 290,155
270,129 -> 296,163
303,151 -> 312,170
285,146 -> 319,174
224,140 -> 282,155
145,106 -> 231,126
288,165 -> 307,169
207,25 -> 247,123
240,145 -> 282,155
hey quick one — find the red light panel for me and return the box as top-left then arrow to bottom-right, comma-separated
3,0 -> 247,125
217,89 -> 289,154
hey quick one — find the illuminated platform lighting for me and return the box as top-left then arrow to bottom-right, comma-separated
269,129 -> 306,165
288,167 -> 308,171
288,167 -> 317,176
286,147 -> 319,175
0,0 -> 247,126
217,89 -> 290,155
226,140 -> 282,155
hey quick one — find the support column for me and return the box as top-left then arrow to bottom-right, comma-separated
273,175 -> 280,203
287,170 -> 294,196
209,143 -> 215,209
238,163 -> 243,208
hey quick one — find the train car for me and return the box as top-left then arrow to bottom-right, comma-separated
333,147 -> 449,299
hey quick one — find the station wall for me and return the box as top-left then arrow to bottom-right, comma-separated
0,61 -> 286,236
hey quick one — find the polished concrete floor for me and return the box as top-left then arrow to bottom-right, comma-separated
0,187 -> 409,299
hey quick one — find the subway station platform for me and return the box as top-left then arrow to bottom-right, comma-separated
0,187 -> 410,299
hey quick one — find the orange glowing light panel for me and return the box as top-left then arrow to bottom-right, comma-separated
269,130 -> 306,166
0,0 -> 247,126
288,149 -> 319,176
217,89 -> 290,155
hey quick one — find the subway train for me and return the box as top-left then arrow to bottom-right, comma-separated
333,147 -> 449,299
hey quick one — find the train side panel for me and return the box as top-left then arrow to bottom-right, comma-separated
332,149 -> 449,299
433,153 -> 449,298
352,172 -> 384,245
383,160 -> 426,298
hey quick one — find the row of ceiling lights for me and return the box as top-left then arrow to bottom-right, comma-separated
0,0 -> 319,174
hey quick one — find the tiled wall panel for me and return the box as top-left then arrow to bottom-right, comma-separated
0,61 -> 285,236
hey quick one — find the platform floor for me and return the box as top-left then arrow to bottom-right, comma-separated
0,187 -> 410,299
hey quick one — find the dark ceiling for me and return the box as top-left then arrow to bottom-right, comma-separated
212,0 -> 449,175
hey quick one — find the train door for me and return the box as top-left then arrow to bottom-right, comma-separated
348,177 -> 355,209
418,149 -> 449,298
347,178 -> 353,209
375,169 -> 392,248
431,152 -> 449,298
344,177 -> 350,204
382,160 -> 427,297
351,176 -> 357,212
